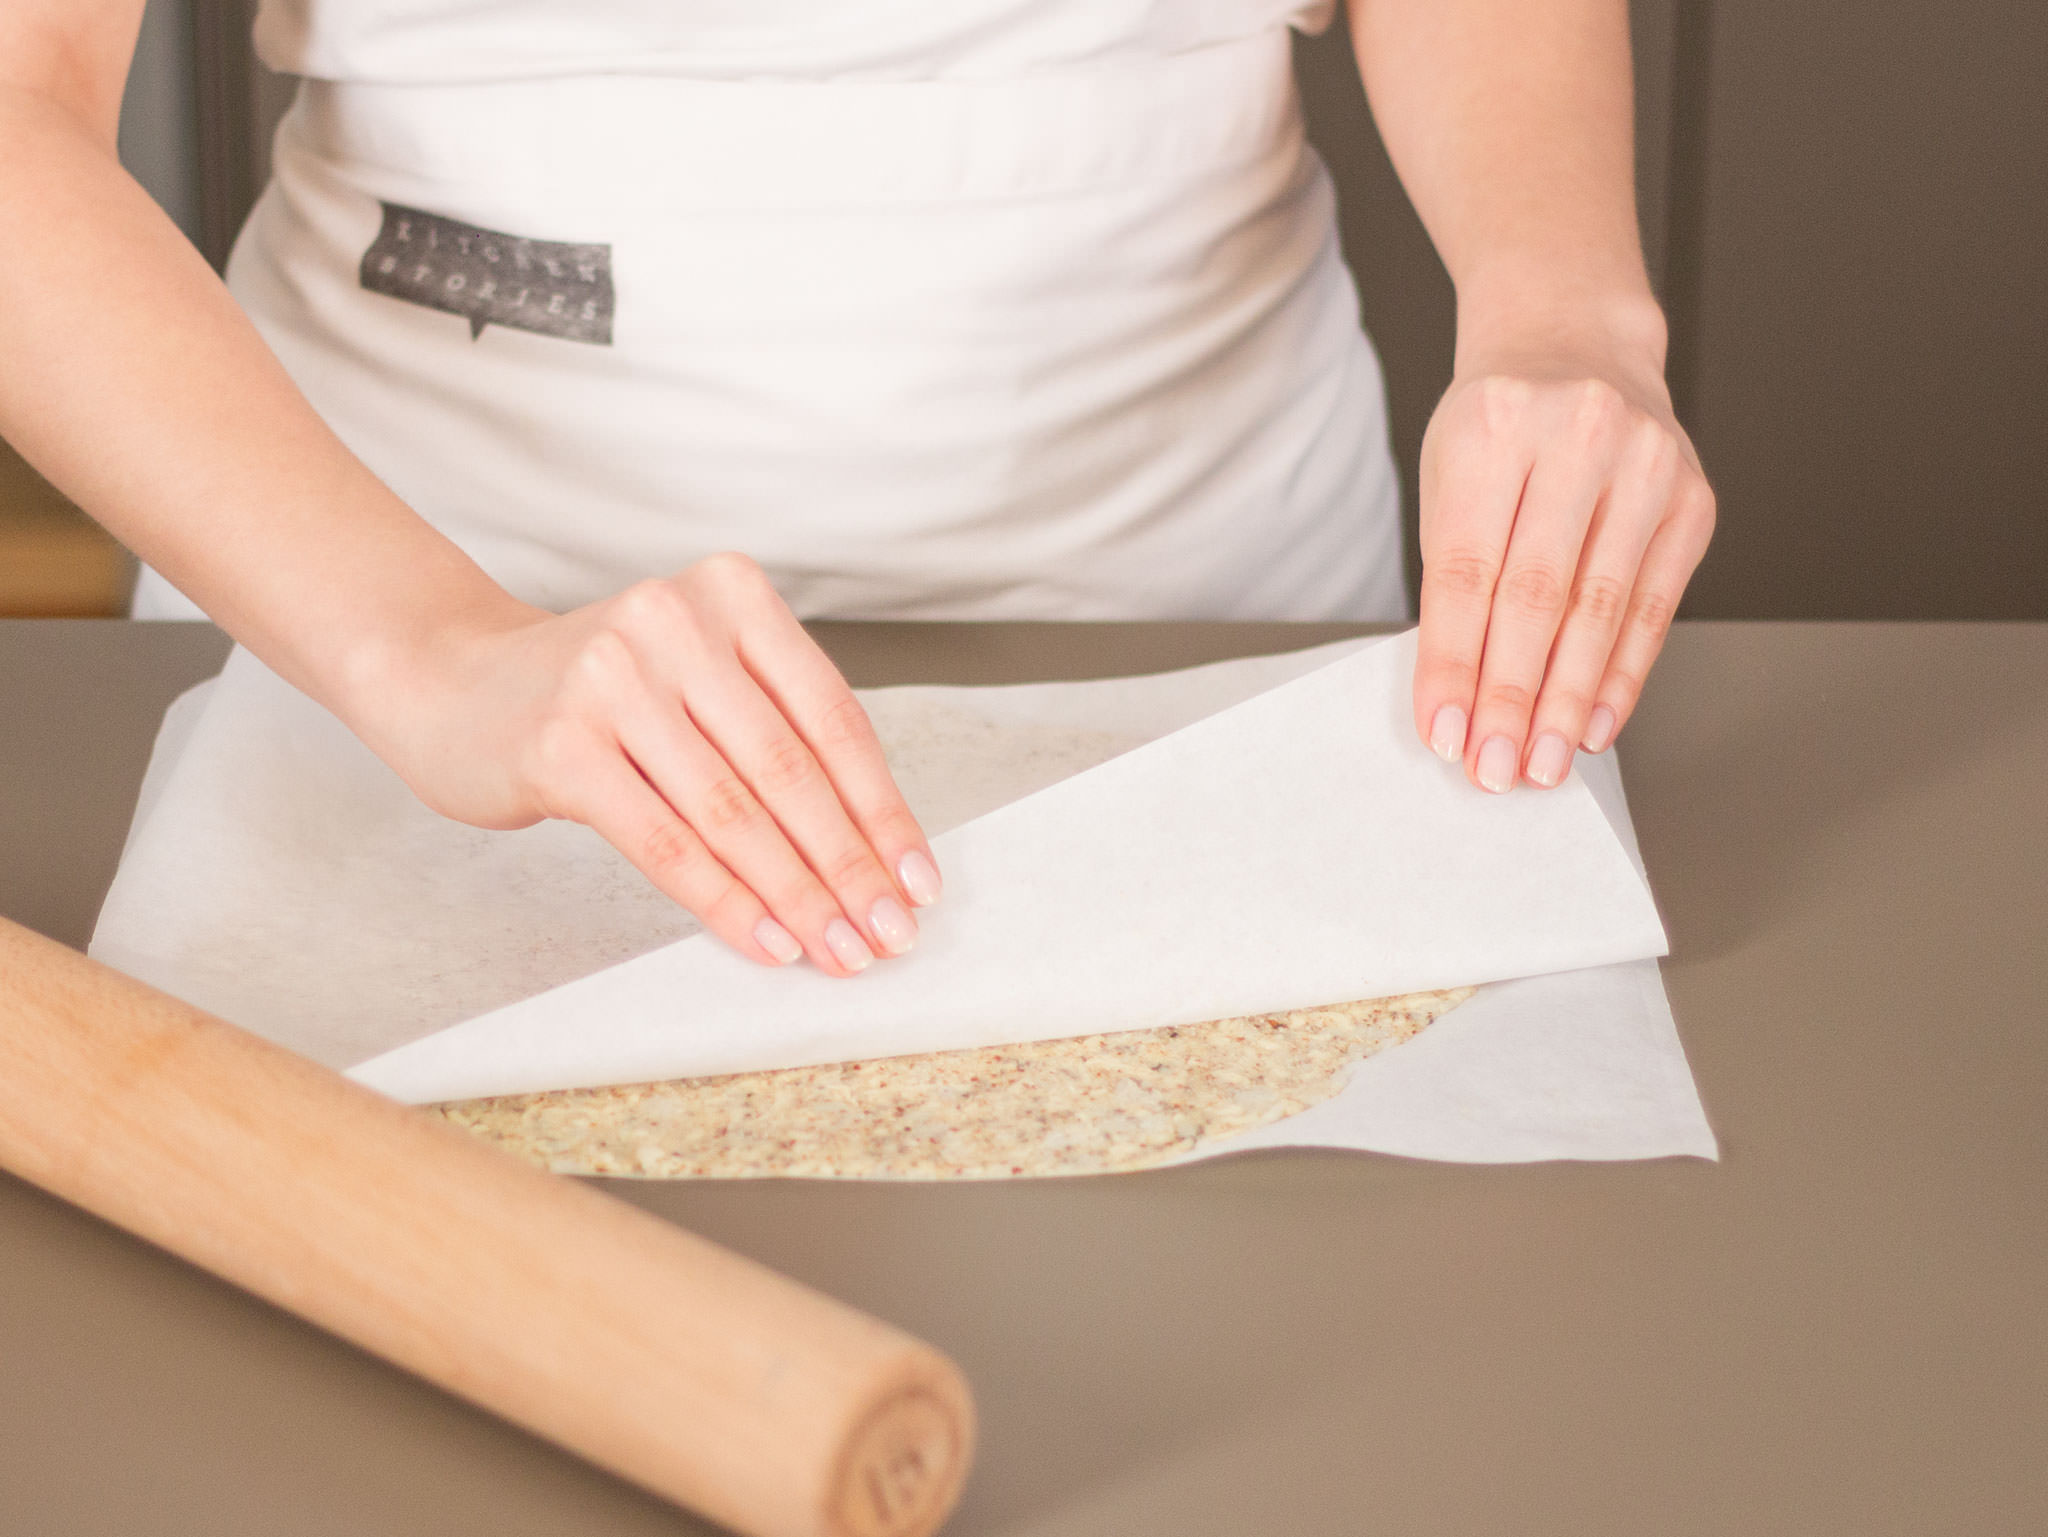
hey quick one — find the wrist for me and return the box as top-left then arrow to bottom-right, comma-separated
327,563 -> 542,756
1452,262 -> 1669,394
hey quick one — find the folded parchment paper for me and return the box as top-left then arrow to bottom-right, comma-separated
92,632 -> 1716,1167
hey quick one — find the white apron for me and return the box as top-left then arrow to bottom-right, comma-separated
133,1 -> 1408,622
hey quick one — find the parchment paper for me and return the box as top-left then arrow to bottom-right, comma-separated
91,632 -> 1717,1166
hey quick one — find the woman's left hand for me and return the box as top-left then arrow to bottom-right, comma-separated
1411,328 -> 1716,793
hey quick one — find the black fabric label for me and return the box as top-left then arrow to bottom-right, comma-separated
358,203 -> 613,345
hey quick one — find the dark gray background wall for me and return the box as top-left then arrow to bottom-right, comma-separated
122,0 -> 2046,620
117,0 -> 203,245
1666,1 -> 2046,620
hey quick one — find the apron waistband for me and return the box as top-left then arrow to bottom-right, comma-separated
285,30 -> 1300,216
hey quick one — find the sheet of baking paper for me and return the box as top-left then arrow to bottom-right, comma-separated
1174,745 -> 1718,1163
345,630 -> 1668,1101
895,647 -> 1714,1163
92,631 -> 1715,1165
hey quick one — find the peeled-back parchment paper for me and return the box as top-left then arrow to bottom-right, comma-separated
92,631 -> 1717,1173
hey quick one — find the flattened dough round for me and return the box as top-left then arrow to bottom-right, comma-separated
429,988 -> 1473,1180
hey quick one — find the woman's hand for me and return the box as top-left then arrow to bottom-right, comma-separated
1344,0 -> 1714,787
360,553 -> 940,977
1411,318 -> 1716,792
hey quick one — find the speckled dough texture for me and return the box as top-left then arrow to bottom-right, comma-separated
428,987 -> 1474,1179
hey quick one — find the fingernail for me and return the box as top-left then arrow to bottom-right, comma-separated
868,895 -> 918,956
753,917 -> 803,966
1582,704 -> 1618,753
897,849 -> 942,907
1429,704 -> 1468,763
1526,732 -> 1573,788
1476,735 -> 1519,794
824,917 -> 873,973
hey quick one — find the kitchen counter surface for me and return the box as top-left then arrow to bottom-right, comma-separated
1,618 -> 2041,1536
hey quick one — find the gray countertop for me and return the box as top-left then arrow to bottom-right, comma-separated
1,618 -> 2042,1536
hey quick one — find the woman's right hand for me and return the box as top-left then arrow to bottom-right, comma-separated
359,552 -> 940,978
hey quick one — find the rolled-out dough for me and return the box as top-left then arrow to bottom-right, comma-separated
428,987 -> 1473,1179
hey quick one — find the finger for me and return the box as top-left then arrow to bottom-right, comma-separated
546,727 -> 798,968
1521,423 -> 1679,786
1463,390 -> 1623,792
1587,473 -> 1716,749
1413,412 -> 1534,765
657,646 -> 921,960
606,666 -> 880,979
716,573 -> 941,907
614,568 -> 921,956
565,621 -> 875,976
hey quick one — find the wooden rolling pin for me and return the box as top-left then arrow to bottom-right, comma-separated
0,915 -> 973,1537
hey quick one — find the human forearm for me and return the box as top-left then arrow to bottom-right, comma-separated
0,84 -> 520,724
1349,0 -> 1663,378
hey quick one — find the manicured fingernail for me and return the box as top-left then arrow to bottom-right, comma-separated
752,917 -> 803,966
824,917 -> 873,973
868,895 -> 917,956
898,849 -> 942,907
1429,704 -> 1468,762
1582,704 -> 1618,753
1476,735 -> 1518,794
1526,732 -> 1573,788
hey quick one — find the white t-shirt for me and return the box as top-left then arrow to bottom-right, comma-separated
253,0 -> 1336,83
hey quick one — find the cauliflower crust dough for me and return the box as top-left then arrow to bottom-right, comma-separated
429,987 -> 1475,1180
